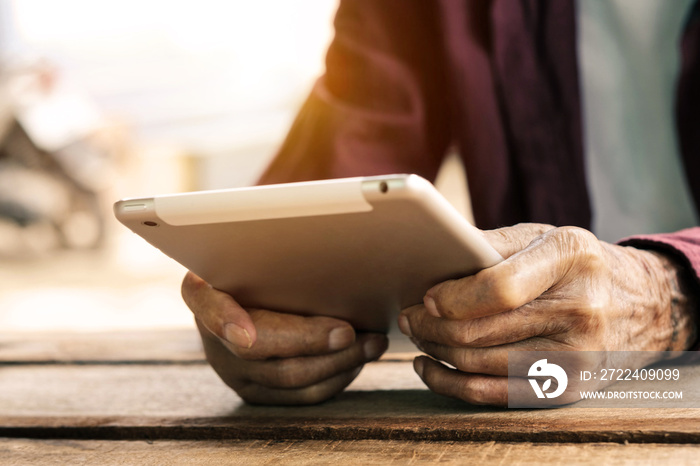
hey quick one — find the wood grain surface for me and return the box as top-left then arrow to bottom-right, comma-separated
0,327 -> 417,363
0,330 -> 205,363
3,438 -> 700,466
3,329 -> 700,466
2,360 -> 700,443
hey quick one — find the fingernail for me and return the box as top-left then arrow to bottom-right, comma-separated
424,296 -> 440,317
223,323 -> 252,349
328,326 -> 355,351
363,336 -> 386,360
414,357 -> 425,379
398,315 -> 412,337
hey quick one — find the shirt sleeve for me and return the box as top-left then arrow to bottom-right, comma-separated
618,227 -> 700,287
619,228 -> 700,350
258,0 -> 452,185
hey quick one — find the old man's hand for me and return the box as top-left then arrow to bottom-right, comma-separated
399,224 -> 697,405
182,272 -> 388,405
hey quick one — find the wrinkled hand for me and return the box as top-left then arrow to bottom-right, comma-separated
399,223 -> 697,406
182,272 -> 388,405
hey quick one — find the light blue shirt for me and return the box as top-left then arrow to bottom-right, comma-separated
577,0 -> 698,242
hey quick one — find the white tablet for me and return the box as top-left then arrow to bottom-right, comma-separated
114,174 -> 502,331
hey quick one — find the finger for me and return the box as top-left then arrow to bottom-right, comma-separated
424,227 -> 599,320
184,271 -> 358,359
414,356 -> 583,407
237,367 -> 363,405
410,337 -> 566,376
414,356 -> 508,406
400,300 -> 569,348
232,309 -> 359,360
182,271 -> 256,349
198,326 -> 388,405
482,223 -> 556,258
238,333 -> 388,388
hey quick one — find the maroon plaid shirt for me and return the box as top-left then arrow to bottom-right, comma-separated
259,0 -> 700,287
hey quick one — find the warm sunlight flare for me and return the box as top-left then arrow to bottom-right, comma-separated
0,0 -> 338,331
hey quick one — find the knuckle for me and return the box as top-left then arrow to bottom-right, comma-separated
551,227 -> 602,258
466,330 -> 498,348
526,222 -> 556,236
247,308 -> 270,325
546,227 -> 607,277
491,228 -> 512,245
430,281 -> 461,318
271,359 -> 308,388
451,328 -> 473,347
449,321 -> 480,347
552,225 -> 595,242
453,349 -> 474,372
482,270 -> 521,311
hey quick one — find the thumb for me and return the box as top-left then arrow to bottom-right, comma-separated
482,223 -> 556,258
181,271 -> 257,350
425,225 -> 574,320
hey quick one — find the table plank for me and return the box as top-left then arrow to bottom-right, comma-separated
0,330 -> 205,363
3,438 -> 700,465
2,361 -> 700,443
0,328 -> 417,363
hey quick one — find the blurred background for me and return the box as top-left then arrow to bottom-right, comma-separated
0,0 -> 468,334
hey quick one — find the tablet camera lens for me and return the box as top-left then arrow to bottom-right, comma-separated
379,181 -> 388,193
143,221 -> 159,227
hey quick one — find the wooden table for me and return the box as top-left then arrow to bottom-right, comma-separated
2,329 -> 700,465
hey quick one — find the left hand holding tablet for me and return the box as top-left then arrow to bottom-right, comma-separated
398,223 -> 698,406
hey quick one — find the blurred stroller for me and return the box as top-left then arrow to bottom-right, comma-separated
0,61 -> 115,256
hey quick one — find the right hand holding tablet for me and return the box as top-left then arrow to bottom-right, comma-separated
182,272 -> 388,405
